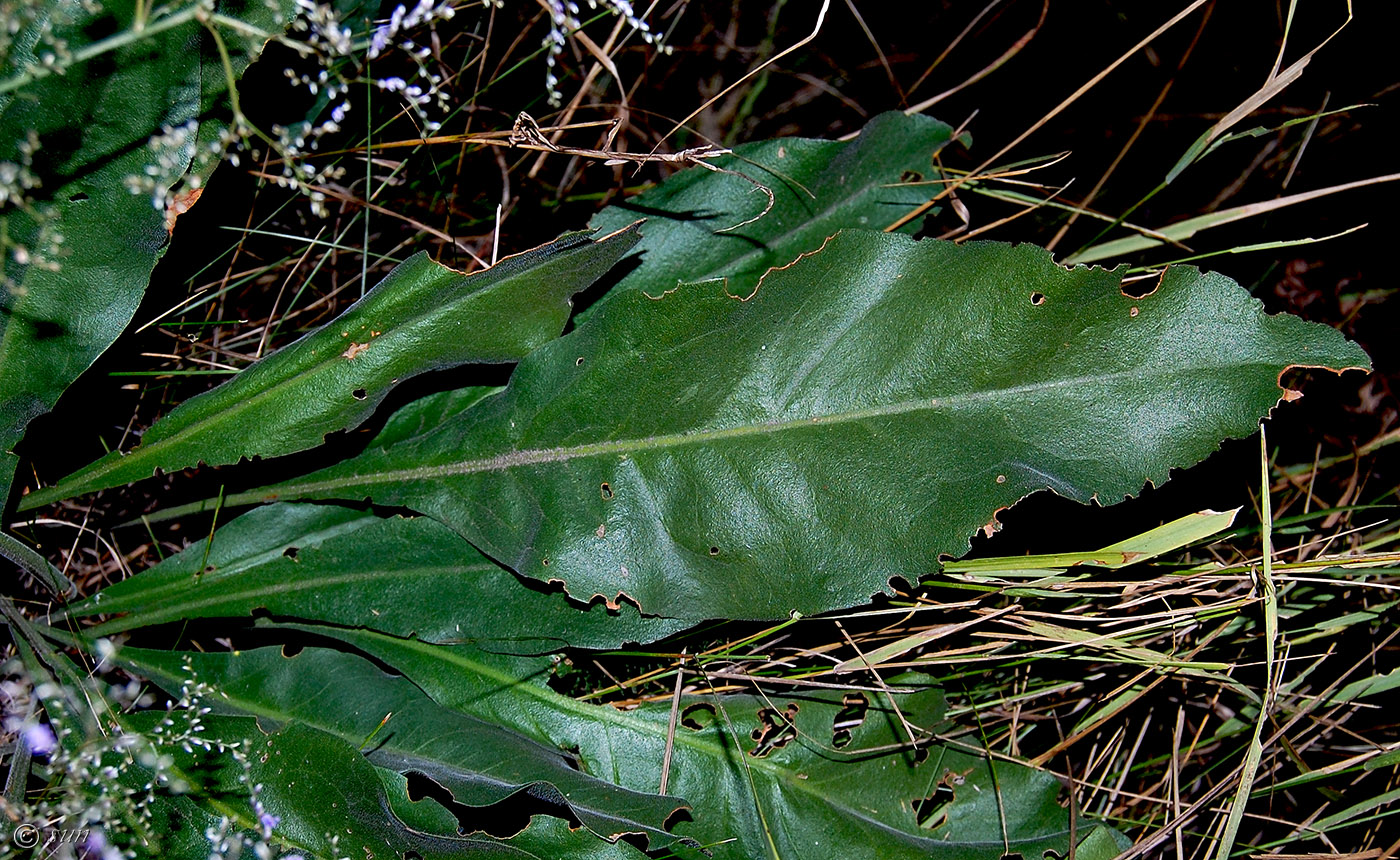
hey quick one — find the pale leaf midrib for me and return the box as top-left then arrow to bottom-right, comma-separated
66,514 -> 381,615
273,362 -> 1267,499
83,564 -> 494,631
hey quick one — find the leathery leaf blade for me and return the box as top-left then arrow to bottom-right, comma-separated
66,501 -> 691,648
118,645 -> 693,855
247,230 -> 1369,620
0,0 -> 298,508
584,110 -> 954,315
129,630 -> 1121,860
19,225 -> 641,510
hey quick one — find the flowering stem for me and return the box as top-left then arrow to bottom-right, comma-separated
199,16 -> 281,155
207,12 -> 278,42
200,17 -> 243,120
0,3 -> 206,97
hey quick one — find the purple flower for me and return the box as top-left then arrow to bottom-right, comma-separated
24,722 -> 56,755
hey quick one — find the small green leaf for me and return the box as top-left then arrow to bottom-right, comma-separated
240,231 -> 1368,620
1364,748 -> 1400,772
19,225 -> 641,510
584,110 -> 955,314
943,507 -> 1240,576
1327,668 -> 1400,705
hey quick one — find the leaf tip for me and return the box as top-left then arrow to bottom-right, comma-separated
596,218 -> 647,244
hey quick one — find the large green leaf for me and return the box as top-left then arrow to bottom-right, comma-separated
584,110 -> 954,314
118,645 -> 693,855
121,633 -> 1120,860
19,225 -> 642,511
228,230 -> 1368,620
0,0 -> 297,509
64,501 -> 691,647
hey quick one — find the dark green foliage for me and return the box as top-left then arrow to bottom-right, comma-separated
0,0 -> 295,508
3,90 -> 1372,858
20,227 -> 642,509
121,637 -> 1124,860
65,501 -> 690,648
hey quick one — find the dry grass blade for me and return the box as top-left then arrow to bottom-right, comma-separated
647,0 -> 832,157
1164,1 -> 1353,184
885,0 -> 1212,233
832,606 -> 1019,673
904,0 -> 1007,97
902,0 -> 1047,116
1211,429 -> 1281,860
842,0 -> 904,104
948,178 -> 1070,242
1044,3 -> 1214,253
247,171 -> 489,265
659,649 -> 685,795
1069,172 -> 1400,263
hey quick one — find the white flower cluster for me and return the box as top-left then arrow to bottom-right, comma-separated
542,0 -> 666,105
0,128 -> 52,285
121,119 -> 201,212
257,0 -> 464,211
367,0 -> 457,59
289,0 -> 356,58
0,129 -> 41,209
57,0 -> 671,224
1,652 -> 167,860
0,655 -> 309,860
269,120 -> 347,217
0,159 -> 39,208
363,1 -> 461,133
